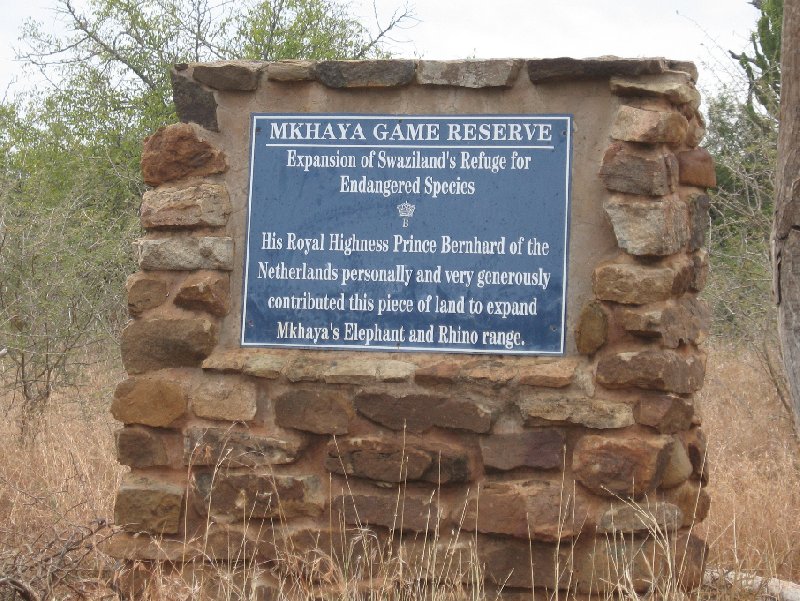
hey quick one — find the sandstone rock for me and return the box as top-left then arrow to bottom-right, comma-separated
111,373 -> 187,426
528,57 -> 667,83
600,142 -> 679,196
675,531 -> 708,590
572,534 -> 668,594
417,59 -> 521,88
610,105 -> 688,145
170,70 -> 218,131
185,426 -> 304,467
596,349 -> 706,394
140,183 -> 231,229
686,111 -> 707,147
354,391 -> 492,433
686,191 -> 711,251
187,374 -> 257,421
662,481 -> 711,526
331,491 -> 443,532
481,536 -> 570,589
192,61 -> 261,90
617,297 -> 710,348
518,396 -> 635,429
135,237 -> 234,271
462,359 -> 517,385
275,389 -> 352,435
266,60 -> 315,81
573,433 -> 673,496
242,353 -> 286,378
314,60 -> 416,88
604,195 -> 689,256
678,148 -> 716,188
690,249 -> 709,292
284,355 -> 327,382
517,358 -> 578,387
175,272 -> 230,316
633,395 -> 695,434
114,474 -> 183,533
115,426 -> 170,467
414,360 -> 461,385
661,439 -> 693,488
141,123 -> 226,186
126,272 -> 168,315
121,317 -> 218,374
201,350 -> 287,378
668,61 -> 699,82
680,427 -> 709,485
610,71 -> 700,106
479,429 -> 566,471
103,532 -> 195,561
597,500 -> 683,533
575,301 -> 608,354
593,256 -> 693,304
321,358 -> 414,384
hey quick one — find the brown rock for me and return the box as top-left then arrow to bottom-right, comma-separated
610,71 -> 701,106
284,355 -> 326,382
354,391 -> 492,433
175,272 -> 230,316
115,426 -> 170,467
575,301 -> 608,354
686,191 -> 710,251
633,395 -> 695,434
617,297 -> 710,348
135,237 -> 234,271
140,183 -> 231,229
463,359 -> 517,385
675,531 -> 708,590
680,427 -> 709,485
686,111 -> 707,147
661,439 -> 693,488
201,350 -> 287,378
604,195 -> 689,256
668,61 -> 699,82
481,536 -> 570,589
184,426 -> 304,467
266,60 -> 315,81
121,317 -> 218,374
111,373 -> 187,426
274,389 -> 352,435
597,500 -> 683,533
416,59 -> 521,88
573,433 -> 673,496
662,481 -> 711,526
242,353 -> 286,378
528,57 -> 667,83
314,60 -> 416,88
330,491 -> 444,532
610,105 -> 688,145
690,249 -> 709,292
517,358 -> 578,387
600,142 -> 678,196
479,429 -> 566,471
126,272 -> 168,315
572,534 -> 667,594
593,256 -> 693,304
321,357 -> 413,384
414,360 -> 461,385
596,349 -> 706,394
192,61 -> 261,91
187,373 -> 257,421
102,532 -> 195,561
114,474 -> 183,533
141,123 -> 226,186
170,69 -> 218,131
519,396 -> 634,429
678,148 -> 716,188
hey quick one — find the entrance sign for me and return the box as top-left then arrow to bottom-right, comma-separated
241,114 -> 572,354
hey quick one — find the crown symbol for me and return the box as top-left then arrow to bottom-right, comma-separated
397,201 -> 415,227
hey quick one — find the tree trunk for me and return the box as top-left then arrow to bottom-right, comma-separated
774,0 -> 800,431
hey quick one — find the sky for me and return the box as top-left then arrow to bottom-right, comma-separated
0,0 -> 761,97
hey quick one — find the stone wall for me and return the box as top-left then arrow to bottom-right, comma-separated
109,58 -> 713,599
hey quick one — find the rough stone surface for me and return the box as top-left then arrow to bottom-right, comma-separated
354,391 -> 492,433
600,142 -> 679,196
141,183 -> 231,229
573,433 -> 673,496
668,61 -> 699,82
690,249 -> 709,292
610,71 -> 700,106
593,257 -> 693,304
518,396 -> 635,429
633,395 -> 695,434
663,481 -> 711,527
115,426 -> 169,467
114,474 -> 183,533
610,105 -> 688,145
192,61 -> 261,91
661,439 -> 693,488
604,195 -> 689,256
528,57 -> 666,83
321,358 -> 414,384
414,360 -> 461,385
126,272 -> 168,315
686,191 -> 711,251
479,429 -> 566,471
481,537 -> 570,589
275,389 -> 352,435
517,359 -> 578,387
597,501 -> 683,533
121,317 -> 218,374
141,123 -> 226,186
676,532 -> 709,590
331,492 -> 443,532
175,271 -> 230,316
462,359 -> 517,385
188,374 -> 257,421
201,350 -> 287,378
617,297 -> 710,348
686,112 -> 707,147
185,426 -> 303,467
266,60 -> 315,81
596,349 -> 706,394
170,70 -> 218,131
314,60 -> 416,88
575,301 -> 608,354
135,237 -> 234,271
416,59 -> 521,88
678,148 -> 716,188
681,427 -> 709,485
111,373 -> 187,426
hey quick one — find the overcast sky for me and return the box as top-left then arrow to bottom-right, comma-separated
0,0 -> 761,97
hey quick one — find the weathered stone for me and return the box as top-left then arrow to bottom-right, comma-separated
321,358 -> 411,384
314,60 -> 416,88
680,427 -> 709,485
479,429 -> 566,471
266,60 -> 315,81
597,501 -> 683,533
610,105 -> 688,145
184,426 -> 303,467
417,59 -> 521,88
354,391 -> 492,433
462,480 -> 591,540
596,349 -> 706,394
414,360 -> 461,385
600,142 -> 679,196
686,111 -> 707,147
617,297 -> 710,348
685,191 -> 710,251
575,301 -> 608,354
275,389 -> 352,435
610,71 -> 700,106
573,433 -> 673,496
141,123 -> 226,186
242,353 -> 286,378
121,317 -> 218,374
170,70 -> 219,131
690,249 -> 709,292
126,272 -> 168,315
135,237 -> 234,271
463,359 -> 516,385
668,61 -> 699,82
675,531 -> 709,590
188,374 -> 257,421
192,471 -> 322,519
175,272 -> 230,316
517,359 -> 578,387
102,532 -> 196,561
115,426 -> 169,467
678,148 -> 716,188
284,355 -> 326,382
604,195 -> 689,256
481,536 -> 571,589
593,256 -> 693,304
633,395 -> 695,434
331,491 -> 444,532
141,183 -> 231,229
201,350 -> 287,378
661,439 -> 693,488
528,57 -> 666,83
201,349 -> 248,372
114,474 -> 183,533
374,359 -> 416,382
518,396 -> 635,429
192,61 -> 261,91
662,481 -> 711,526
112,373 -> 187,426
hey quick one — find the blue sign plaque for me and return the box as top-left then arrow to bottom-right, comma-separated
241,114 -> 572,354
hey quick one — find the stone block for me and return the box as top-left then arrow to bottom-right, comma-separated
573,433 -> 673,496
192,61 -> 261,90
126,272 -> 168,315
188,373 -> 257,421
354,391 -> 492,433
518,396 -> 634,429
661,438 -> 693,488
600,142 -> 679,196
314,60 -> 416,88
633,395 -> 695,434
668,60 -> 699,82
481,536 -> 570,589
680,427 -> 709,485
170,69 -> 218,131
597,501 -> 682,533
527,57 -> 667,83
414,360 -> 461,385
266,60 -> 315,81
121,317 -> 218,374
610,71 -> 700,106
140,183 -> 231,229
141,123 -> 226,186
175,271 -> 231,316
593,256 -> 693,304
610,105 -> 688,145
115,426 -> 169,467
135,237 -> 234,271
678,148 -> 716,188
686,191 -> 711,251
330,491 -> 444,532
617,297 -> 710,348
111,373 -> 187,426
690,249 -> 709,292
517,358 -> 578,387
662,481 -> 711,526
201,350 -> 287,378
686,111 -> 707,147
284,355 -> 326,382
479,429 -> 566,471
462,359 -> 517,385
596,349 -> 706,394
274,389 -> 352,435
604,195 -> 689,256
321,357 -> 414,384
184,426 -> 303,467
676,531 -> 709,590
575,301 -> 608,354
416,59 -> 521,88
114,474 -> 183,533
